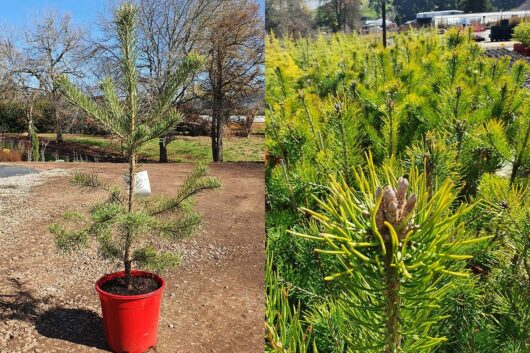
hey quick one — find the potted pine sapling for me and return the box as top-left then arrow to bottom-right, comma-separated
513,22 -> 530,56
290,155 -> 492,353
49,4 -> 221,353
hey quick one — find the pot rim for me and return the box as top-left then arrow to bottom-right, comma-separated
95,270 -> 166,300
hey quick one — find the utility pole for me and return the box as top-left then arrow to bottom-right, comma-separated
382,0 -> 387,47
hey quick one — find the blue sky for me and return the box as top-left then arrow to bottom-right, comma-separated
0,0 -> 265,30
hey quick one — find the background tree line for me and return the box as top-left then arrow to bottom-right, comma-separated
0,0 -> 264,162
266,0 -> 530,37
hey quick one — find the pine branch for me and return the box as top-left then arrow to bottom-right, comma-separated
100,77 -> 125,127
115,4 -> 139,123
133,246 -> 180,272
149,165 -> 221,216
139,109 -> 184,146
154,211 -> 202,239
147,54 -> 203,122
56,75 -> 124,138
50,222 -> 89,252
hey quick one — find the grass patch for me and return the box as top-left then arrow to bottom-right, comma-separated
38,133 -> 263,163
40,133 -> 114,149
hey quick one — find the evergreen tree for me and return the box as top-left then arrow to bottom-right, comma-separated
291,155 -> 491,352
458,0 -> 493,12
491,0 -> 527,9
266,0 -> 313,37
393,0 -> 433,24
50,3 -> 221,290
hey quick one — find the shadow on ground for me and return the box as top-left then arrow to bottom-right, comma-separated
1,277 -> 109,351
0,278 -> 47,322
36,307 -> 109,351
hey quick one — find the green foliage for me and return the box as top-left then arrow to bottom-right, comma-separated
266,30 -> 530,195
513,21 -> 530,47
266,249 -> 317,353
291,156 -> 488,352
458,0 -> 492,12
492,0 -> 527,9
266,29 -> 530,352
50,3 -> 218,286
50,165 -> 220,273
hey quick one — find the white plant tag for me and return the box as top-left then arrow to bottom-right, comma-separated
125,171 -> 152,196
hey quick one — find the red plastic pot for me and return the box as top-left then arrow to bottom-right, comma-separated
95,270 -> 165,353
514,43 -> 530,56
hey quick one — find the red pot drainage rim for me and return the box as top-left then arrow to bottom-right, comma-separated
96,270 -> 166,353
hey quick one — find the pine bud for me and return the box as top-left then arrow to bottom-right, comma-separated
396,177 -> 408,207
383,187 -> 396,204
404,194 -> 417,218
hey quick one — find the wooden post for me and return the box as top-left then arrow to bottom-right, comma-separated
382,0 -> 387,48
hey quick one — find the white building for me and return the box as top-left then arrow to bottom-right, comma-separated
417,10 -> 530,27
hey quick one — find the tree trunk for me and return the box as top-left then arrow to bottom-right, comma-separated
55,116 -> 63,143
211,116 -> 224,162
27,104 -> 40,162
125,153 -> 136,290
159,136 -> 169,163
211,89 -> 224,162
26,107 -> 33,162
384,241 -> 402,353
53,94 -> 63,143
216,114 -> 223,162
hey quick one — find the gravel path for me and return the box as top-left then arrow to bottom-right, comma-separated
0,168 -> 103,353
0,163 -> 264,353
0,166 -> 39,179
483,48 -> 530,88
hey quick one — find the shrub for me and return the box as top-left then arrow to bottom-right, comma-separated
265,28 -> 530,352
513,22 -> 530,47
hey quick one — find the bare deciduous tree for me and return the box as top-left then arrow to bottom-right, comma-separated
201,0 -> 264,162
137,0 -> 222,162
94,0 -> 225,163
319,0 -> 361,32
242,105 -> 260,138
0,32 -> 42,160
24,11 -> 89,142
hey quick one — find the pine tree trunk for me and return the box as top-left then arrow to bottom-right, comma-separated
159,136 -> 168,163
384,245 -> 402,353
124,153 -> 136,290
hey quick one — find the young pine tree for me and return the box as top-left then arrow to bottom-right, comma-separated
50,3 -> 221,291
291,155 -> 491,353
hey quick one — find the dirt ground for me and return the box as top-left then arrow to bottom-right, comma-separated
0,162 -> 264,353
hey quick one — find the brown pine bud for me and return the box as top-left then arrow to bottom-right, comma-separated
396,177 -> 408,207
403,194 -> 417,218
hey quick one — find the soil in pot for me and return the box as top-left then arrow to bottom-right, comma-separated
100,275 -> 161,295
